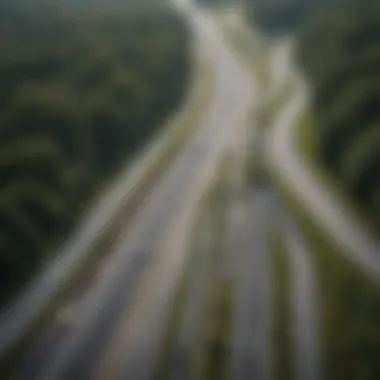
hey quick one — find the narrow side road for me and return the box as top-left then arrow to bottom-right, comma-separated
285,223 -> 322,380
266,47 -> 380,280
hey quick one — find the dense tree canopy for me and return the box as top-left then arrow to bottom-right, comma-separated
296,1 -> 380,224
245,0 -> 361,35
0,0 -> 191,306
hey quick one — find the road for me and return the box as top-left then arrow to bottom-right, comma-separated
227,187 -> 275,380
11,3 -> 253,380
285,222 -> 322,380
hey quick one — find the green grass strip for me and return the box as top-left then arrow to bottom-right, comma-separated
297,111 -> 379,237
199,278 -> 236,380
269,227 -> 293,380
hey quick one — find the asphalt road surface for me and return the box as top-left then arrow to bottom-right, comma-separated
12,3 -> 252,380
227,188 -> 275,380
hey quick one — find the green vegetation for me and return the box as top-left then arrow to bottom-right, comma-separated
270,228 -> 293,380
245,0 -> 354,36
190,161 -> 233,380
296,4 -> 380,234
298,111 -> 380,237
256,79 -> 295,129
0,1 -> 191,306
198,279 -> 235,380
246,0 -> 305,36
197,0 -> 232,7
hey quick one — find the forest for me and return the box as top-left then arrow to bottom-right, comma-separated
246,0 -> 380,234
0,0 -> 191,306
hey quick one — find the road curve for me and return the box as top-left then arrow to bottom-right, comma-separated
266,44 -> 380,281
13,4 -> 252,380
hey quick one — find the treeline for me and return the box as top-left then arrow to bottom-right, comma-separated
197,0 -> 230,6
245,0 -> 355,35
0,1 -> 191,306
245,0 -> 380,234
296,1 -> 380,232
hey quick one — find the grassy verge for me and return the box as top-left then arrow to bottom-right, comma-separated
190,160 -> 234,380
256,79 -> 295,130
272,174 -> 380,380
269,228 -> 293,380
198,278 -> 235,380
0,46 -> 216,379
297,111 -> 379,238
190,182 -> 235,380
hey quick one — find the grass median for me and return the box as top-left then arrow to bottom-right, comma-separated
197,278 -> 235,380
297,111 -> 379,238
190,157 -> 234,380
269,227 -> 293,380
256,79 -> 295,130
